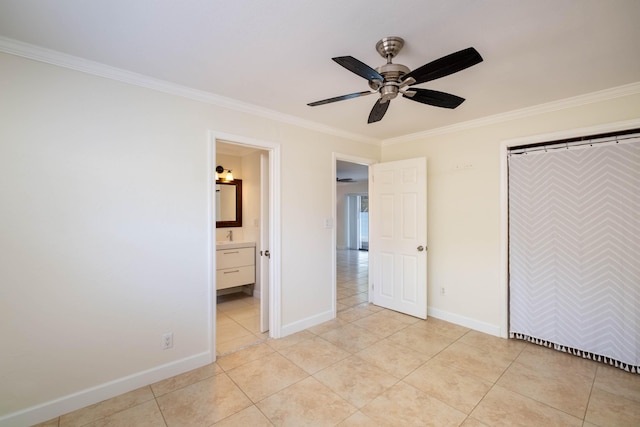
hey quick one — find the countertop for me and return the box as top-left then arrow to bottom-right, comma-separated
216,241 -> 256,250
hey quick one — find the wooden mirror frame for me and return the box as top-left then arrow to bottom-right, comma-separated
216,179 -> 242,228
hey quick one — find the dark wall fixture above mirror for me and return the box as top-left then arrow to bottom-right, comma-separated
216,165 -> 234,182
215,179 -> 242,228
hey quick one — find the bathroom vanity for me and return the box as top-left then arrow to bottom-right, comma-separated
216,241 -> 255,294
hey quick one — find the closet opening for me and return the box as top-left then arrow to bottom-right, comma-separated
506,127 -> 640,372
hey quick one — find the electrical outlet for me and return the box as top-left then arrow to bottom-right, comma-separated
162,332 -> 173,350
440,287 -> 446,296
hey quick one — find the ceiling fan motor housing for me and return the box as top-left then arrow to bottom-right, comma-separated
371,38 -> 411,101
370,63 -> 410,101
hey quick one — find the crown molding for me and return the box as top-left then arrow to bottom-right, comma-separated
3,35 -> 638,148
382,81 -> 640,146
0,36 -> 381,146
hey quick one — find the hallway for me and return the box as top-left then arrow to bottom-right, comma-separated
336,249 -> 369,312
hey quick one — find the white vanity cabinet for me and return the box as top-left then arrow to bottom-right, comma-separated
216,243 -> 255,290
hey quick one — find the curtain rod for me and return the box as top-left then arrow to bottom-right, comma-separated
508,128 -> 640,155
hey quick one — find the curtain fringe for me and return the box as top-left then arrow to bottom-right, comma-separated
510,332 -> 639,374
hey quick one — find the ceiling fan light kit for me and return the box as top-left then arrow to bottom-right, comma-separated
308,36 -> 483,123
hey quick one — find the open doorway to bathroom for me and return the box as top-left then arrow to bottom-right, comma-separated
336,160 -> 370,312
215,140 -> 270,356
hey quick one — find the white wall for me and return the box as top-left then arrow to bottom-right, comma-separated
239,151 -> 263,246
0,52 -> 379,424
381,93 -> 640,335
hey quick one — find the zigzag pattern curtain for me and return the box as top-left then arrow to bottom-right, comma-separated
508,132 -> 640,372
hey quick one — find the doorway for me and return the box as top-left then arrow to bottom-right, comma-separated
335,157 -> 372,312
211,132 -> 281,359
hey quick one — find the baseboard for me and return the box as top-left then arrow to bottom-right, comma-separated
278,306 -> 501,340
0,352 -> 211,427
427,306 -> 502,337
280,308 -> 335,337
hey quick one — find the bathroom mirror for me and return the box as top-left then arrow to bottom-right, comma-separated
215,179 -> 242,228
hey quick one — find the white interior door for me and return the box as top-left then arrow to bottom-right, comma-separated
259,153 -> 270,332
370,157 -> 427,318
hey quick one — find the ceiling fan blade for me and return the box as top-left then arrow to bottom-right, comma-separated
402,47 -> 483,85
368,100 -> 390,123
307,91 -> 373,106
333,56 -> 384,82
403,88 -> 465,109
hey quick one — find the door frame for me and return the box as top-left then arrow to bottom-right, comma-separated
332,152 -> 377,314
209,131 -> 282,361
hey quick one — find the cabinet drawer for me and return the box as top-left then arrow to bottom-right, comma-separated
216,266 -> 255,290
216,247 -> 254,269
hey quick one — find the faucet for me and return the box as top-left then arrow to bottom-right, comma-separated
226,230 -> 233,241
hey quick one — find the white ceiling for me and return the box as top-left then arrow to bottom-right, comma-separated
1,0 -> 639,142
337,160 -> 369,183
216,141 -> 261,157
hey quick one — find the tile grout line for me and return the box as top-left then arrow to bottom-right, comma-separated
152,396 -> 169,427
462,336 -> 526,423
582,363 -> 600,424
484,342 -> 591,424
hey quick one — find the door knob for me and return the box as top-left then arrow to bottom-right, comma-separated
417,245 -> 425,252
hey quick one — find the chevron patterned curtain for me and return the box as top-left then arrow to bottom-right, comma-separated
508,133 -> 640,372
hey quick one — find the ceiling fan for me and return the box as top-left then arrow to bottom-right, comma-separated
307,36 -> 483,123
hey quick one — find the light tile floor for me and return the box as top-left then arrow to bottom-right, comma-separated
216,292 -> 268,356
336,249 -> 369,313
216,248 -> 368,356
35,250 -> 640,426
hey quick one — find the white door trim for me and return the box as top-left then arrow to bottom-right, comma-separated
332,152 -> 377,315
208,131 -> 282,361
498,118 -> 640,339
